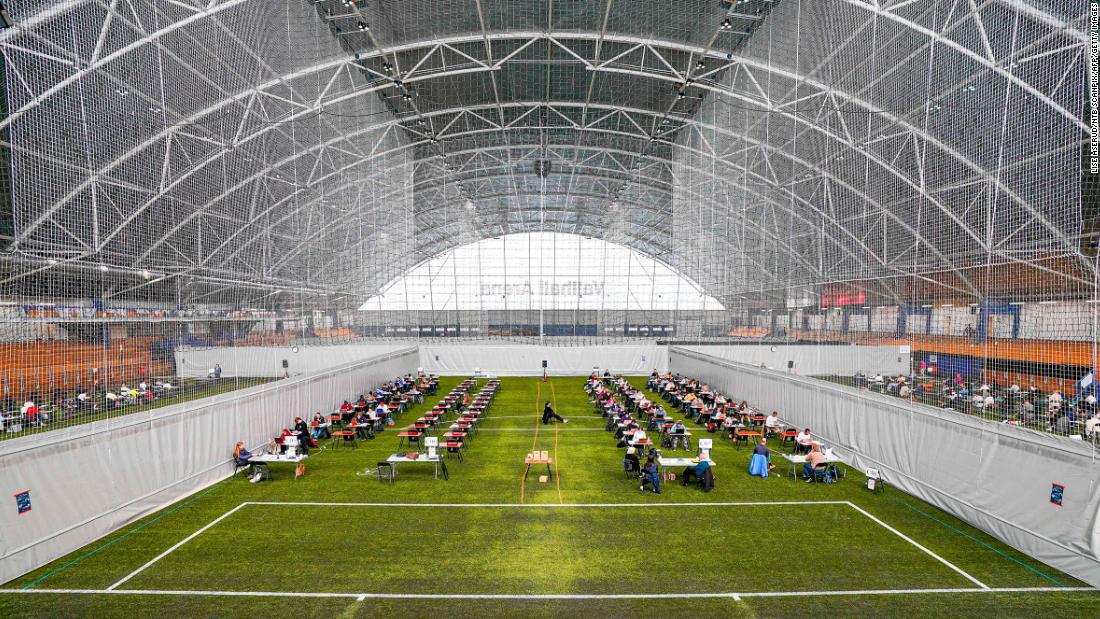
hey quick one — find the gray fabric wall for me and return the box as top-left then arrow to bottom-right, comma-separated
420,341 -> 668,376
174,344 -> 413,378
0,347 -> 417,585
670,346 -> 1100,587
678,344 -> 909,375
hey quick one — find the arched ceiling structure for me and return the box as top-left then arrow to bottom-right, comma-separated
0,0 -> 1090,308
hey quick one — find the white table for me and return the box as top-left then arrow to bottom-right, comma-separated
781,452 -> 844,479
387,453 -> 448,480
657,457 -> 715,476
248,453 -> 308,480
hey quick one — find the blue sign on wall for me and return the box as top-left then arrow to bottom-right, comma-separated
1050,483 -> 1065,507
922,353 -> 981,378
13,490 -> 31,515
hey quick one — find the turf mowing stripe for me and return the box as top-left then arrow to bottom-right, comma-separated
550,379 -> 563,504
106,502 -> 250,591
1,586 -> 1095,599
243,501 -> 850,507
520,381 -> 543,504
894,498 -> 1062,586
471,427 -> 605,431
20,479 -> 229,590
845,501 -> 989,589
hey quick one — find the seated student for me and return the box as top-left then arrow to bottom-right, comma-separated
794,428 -> 813,454
614,416 -> 637,439
681,454 -> 712,486
311,412 -> 329,440
353,410 -> 374,439
271,428 -> 292,453
623,447 -> 640,473
1086,411 -> 1100,439
670,420 -> 689,451
292,416 -> 311,453
541,402 -> 567,426
802,445 -> 827,482
21,399 -> 38,422
339,400 -> 354,422
234,441 -> 263,483
749,438 -> 774,478
764,411 -> 784,436
640,455 -> 661,494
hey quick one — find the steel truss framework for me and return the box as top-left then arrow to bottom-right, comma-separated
0,0 -> 1090,308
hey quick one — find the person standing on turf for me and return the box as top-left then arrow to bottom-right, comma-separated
542,401 -> 567,424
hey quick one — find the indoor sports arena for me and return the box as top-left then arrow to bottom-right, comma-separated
0,0 -> 1098,617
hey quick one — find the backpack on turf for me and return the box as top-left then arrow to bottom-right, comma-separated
701,467 -> 715,492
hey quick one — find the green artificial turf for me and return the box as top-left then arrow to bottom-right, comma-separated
0,375 -> 1094,618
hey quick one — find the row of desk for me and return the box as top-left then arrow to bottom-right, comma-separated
387,378 -> 501,480
593,377 -> 718,483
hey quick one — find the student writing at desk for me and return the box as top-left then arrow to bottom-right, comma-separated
803,445 -> 825,482
794,428 -> 813,454
670,420 -> 689,450
234,441 -> 262,484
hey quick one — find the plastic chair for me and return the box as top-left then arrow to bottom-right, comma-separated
810,462 -> 832,483
622,458 -> 638,478
376,461 -> 395,484
232,458 -> 251,476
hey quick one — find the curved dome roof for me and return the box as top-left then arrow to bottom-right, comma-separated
360,232 -> 724,311
0,0 -> 1090,307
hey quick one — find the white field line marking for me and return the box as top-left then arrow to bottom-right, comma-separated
98,501 -> 848,590
106,503 -> 249,591
102,501 -> 845,589
845,501 -> 989,590
102,500 -> 986,594
1,587 -> 1095,599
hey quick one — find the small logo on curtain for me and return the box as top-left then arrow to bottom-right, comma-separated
1050,483 -> 1065,506
13,490 -> 31,515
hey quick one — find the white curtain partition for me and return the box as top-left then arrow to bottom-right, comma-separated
419,341 -> 668,376
175,344 -> 414,378
669,346 -> 1100,587
677,345 -> 908,375
0,347 -> 417,585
